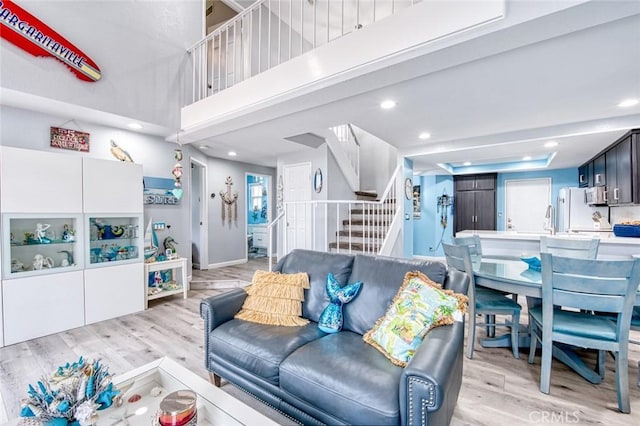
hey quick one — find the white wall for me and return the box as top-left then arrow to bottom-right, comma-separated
352,125 -> 398,195
205,157 -> 275,267
0,105 -> 275,271
0,0 -> 203,130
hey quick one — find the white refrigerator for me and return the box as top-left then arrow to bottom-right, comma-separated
557,187 -> 611,232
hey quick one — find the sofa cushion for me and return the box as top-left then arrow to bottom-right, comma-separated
344,254 -> 448,335
364,271 -> 468,366
280,331 -> 403,426
275,249 -> 354,323
209,319 -> 325,385
235,270 -> 310,326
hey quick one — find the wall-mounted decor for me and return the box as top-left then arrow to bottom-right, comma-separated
404,178 -> 413,200
110,140 -> 134,162
50,126 -> 90,152
143,177 -> 180,205
0,0 -> 102,82
220,176 -> 239,225
413,185 -> 421,218
277,175 -> 284,212
314,168 -> 323,193
171,146 -> 183,200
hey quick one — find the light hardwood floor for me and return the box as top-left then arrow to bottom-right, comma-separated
1,258 -> 639,425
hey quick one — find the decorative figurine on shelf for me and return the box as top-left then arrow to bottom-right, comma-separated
58,250 -> 74,267
163,236 -> 178,257
35,223 -> 52,243
110,140 -> 134,162
33,254 -> 54,270
62,224 -> 76,242
220,176 -> 239,225
11,259 -> 24,273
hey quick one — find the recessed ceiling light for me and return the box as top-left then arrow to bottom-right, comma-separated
523,156 -> 532,161
199,145 -> 209,149
128,122 -> 143,130
418,132 -> 431,140
618,98 -> 639,108
228,151 -> 237,157
544,141 -> 558,148
463,161 -> 472,166
380,100 -> 396,110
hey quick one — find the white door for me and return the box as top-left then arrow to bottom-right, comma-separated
505,178 -> 551,233
283,162 -> 312,252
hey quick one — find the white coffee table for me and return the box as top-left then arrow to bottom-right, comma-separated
5,358 -> 279,426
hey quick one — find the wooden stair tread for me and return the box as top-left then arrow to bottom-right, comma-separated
329,241 -> 381,251
343,219 -> 391,225
337,230 -> 386,237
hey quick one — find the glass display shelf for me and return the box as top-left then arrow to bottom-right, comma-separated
87,215 -> 142,266
2,215 -> 83,279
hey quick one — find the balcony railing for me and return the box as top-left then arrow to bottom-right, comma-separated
187,0 -> 421,104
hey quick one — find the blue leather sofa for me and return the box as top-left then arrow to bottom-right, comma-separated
200,249 -> 469,425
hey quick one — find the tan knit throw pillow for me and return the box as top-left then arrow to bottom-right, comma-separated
235,270 -> 310,326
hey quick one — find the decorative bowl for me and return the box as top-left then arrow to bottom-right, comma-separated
521,256 -> 541,272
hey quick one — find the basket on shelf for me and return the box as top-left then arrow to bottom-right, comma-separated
612,224 -> 640,237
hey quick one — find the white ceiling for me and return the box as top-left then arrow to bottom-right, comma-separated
3,2 -> 638,176
190,4 -> 640,174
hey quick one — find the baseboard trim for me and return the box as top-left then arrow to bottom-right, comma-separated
205,258 -> 247,269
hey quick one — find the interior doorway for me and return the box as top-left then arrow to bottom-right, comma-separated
505,178 -> 551,233
190,158 -> 208,269
245,173 -> 271,258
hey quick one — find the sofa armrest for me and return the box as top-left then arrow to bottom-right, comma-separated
400,320 -> 464,426
200,289 -> 247,333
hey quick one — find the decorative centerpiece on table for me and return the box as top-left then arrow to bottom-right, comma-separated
20,357 -> 120,426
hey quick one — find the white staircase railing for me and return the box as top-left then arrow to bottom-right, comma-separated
268,164 -> 402,269
187,0 -> 422,104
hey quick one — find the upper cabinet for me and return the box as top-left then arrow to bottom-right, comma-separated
578,163 -> 589,188
593,154 -> 606,187
579,129 -> 639,205
606,136 -> 633,205
83,158 -> 143,213
454,173 -> 496,191
0,147 -> 83,213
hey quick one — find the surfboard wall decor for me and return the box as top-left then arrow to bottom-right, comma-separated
0,0 -> 101,82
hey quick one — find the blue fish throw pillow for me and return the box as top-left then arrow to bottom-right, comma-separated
318,273 -> 362,333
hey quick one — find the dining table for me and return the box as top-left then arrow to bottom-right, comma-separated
472,256 -> 640,385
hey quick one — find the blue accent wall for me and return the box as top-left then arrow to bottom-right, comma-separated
412,168 -> 577,255
413,175 -> 454,257
496,168 -> 577,230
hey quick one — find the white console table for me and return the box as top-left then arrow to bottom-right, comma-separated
144,257 -> 188,308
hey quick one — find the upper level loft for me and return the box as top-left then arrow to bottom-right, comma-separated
180,0 -> 507,140
179,1 -> 640,174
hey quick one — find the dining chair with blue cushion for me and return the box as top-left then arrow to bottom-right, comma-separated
443,243 -> 522,359
539,235 -> 599,259
527,253 -> 640,413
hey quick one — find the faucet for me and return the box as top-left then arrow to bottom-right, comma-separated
544,205 -> 555,235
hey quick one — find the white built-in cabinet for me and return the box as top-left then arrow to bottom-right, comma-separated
0,147 -> 144,346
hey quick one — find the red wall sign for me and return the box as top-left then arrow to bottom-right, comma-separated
0,0 -> 101,82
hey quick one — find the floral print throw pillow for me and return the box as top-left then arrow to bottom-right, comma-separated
363,271 -> 467,367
